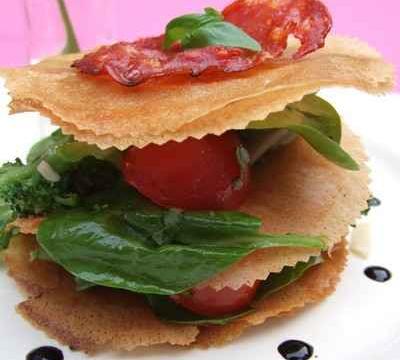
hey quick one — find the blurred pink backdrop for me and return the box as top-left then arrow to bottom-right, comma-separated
0,0 -> 398,89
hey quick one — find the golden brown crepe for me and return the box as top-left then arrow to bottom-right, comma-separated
5,233 -> 347,352
0,37 -> 394,150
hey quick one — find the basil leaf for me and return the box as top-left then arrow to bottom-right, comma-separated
125,209 -> 262,246
164,7 -> 222,49
164,8 -> 261,52
146,257 -> 320,325
37,209 -> 326,296
247,95 -> 359,171
182,22 -> 262,52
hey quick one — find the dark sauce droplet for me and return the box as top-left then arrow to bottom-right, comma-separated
364,266 -> 391,282
278,340 -> 314,360
26,346 -> 64,360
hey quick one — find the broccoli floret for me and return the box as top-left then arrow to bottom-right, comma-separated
0,160 -> 79,217
0,130 -> 122,218
0,157 -> 120,217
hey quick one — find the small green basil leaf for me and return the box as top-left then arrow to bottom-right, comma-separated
248,95 -> 359,171
164,7 -> 223,49
146,257 -> 320,325
37,210 -> 325,296
164,7 -> 261,52
182,22 -> 262,52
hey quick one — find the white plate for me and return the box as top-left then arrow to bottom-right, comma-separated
0,87 -> 399,360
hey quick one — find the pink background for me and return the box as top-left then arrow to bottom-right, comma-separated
0,0 -> 398,89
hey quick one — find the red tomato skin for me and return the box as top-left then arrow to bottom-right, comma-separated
171,281 -> 261,317
121,132 -> 250,210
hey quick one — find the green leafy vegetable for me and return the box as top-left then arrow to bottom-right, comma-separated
37,209 -> 326,296
27,129 -> 72,164
125,209 -> 262,246
255,256 -> 320,300
146,257 -> 320,325
164,8 -> 261,52
247,94 -> 359,171
0,200 -> 16,250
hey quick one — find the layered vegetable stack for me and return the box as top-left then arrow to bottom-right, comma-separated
0,94 -> 365,322
0,0 -> 393,353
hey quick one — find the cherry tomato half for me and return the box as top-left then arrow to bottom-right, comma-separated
121,132 -> 250,210
171,281 -> 261,317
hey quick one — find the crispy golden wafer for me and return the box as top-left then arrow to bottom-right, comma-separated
1,37 -> 393,150
5,235 -> 346,352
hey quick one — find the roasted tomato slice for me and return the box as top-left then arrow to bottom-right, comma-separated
121,132 -> 250,210
171,281 -> 261,317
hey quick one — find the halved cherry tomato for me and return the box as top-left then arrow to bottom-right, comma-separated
121,132 -> 250,210
171,281 -> 261,317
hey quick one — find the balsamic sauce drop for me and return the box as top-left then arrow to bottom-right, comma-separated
26,346 -> 64,360
278,340 -> 314,360
364,266 -> 391,282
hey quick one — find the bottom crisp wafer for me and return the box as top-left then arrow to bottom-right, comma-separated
5,235 -> 347,352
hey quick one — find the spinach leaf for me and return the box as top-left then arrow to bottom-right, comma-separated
247,95 -> 359,171
125,209 -> 262,246
27,129 -> 120,173
146,257 -> 320,325
27,129 -> 73,164
255,256 -> 320,300
37,209 -> 326,296
288,94 -> 342,143
164,8 -> 261,52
